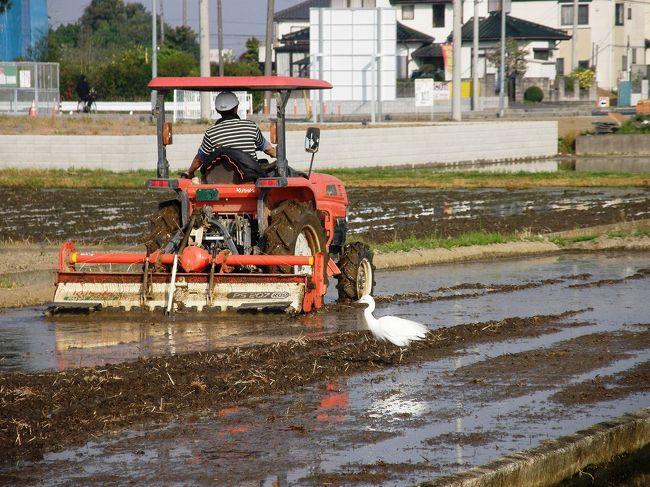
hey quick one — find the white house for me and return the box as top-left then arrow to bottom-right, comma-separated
271,0 -> 650,92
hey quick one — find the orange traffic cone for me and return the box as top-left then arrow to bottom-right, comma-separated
28,100 -> 37,117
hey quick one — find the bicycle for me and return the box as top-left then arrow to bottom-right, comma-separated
77,88 -> 97,114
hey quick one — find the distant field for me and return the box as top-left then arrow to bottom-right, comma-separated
0,167 -> 648,189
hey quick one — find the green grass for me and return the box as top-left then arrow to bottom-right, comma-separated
550,228 -> 650,245
0,168 -> 156,189
361,231 -> 522,253
1,168 -> 649,190
0,277 -> 19,289
320,168 -> 650,189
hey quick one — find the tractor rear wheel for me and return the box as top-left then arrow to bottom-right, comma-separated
336,242 -> 375,302
144,201 -> 181,254
262,200 -> 327,274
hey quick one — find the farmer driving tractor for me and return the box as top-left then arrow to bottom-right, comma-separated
182,91 -> 277,183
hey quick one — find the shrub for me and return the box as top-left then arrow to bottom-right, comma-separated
524,86 -> 544,103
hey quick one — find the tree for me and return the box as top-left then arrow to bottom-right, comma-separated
79,0 -> 126,32
165,26 -> 200,61
486,38 -> 529,77
241,37 -> 260,64
158,46 -> 199,77
41,0 -> 202,101
0,0 -> 11,14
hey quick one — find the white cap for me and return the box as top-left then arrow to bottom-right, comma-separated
214,91 -> 239,111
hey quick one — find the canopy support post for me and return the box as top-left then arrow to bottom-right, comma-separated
155,90 -> 169,178
275,90 -> 291,178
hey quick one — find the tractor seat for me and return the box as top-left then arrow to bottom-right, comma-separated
201,148 -> 269,184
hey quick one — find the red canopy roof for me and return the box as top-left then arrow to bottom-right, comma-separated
148,76 -> 331,91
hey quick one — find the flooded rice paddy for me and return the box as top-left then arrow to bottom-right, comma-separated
1,252 -> 648,485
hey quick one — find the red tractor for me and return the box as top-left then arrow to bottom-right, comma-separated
50,76 -> 375,314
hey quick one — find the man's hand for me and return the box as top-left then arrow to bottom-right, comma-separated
180,172 -> 192,179
264,144 -> 277,158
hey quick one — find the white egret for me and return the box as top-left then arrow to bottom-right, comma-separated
358,295 -> 429,347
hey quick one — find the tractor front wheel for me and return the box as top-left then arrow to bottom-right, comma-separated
336,242 -> 375,302
262,200 -> 327,275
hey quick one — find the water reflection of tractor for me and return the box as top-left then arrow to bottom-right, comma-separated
49,76 -> 375,315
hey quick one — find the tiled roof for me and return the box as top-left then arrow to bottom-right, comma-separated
397,21 -> 434,43
390,0 -> 451,4
275,0 -> 330,22
412,43 -> 443,59
278,23 -> 433,51
460,12 -> 571,42
281,27 -> 310,42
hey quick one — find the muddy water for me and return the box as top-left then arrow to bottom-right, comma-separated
2,186 -> 650,244
1,252 -> 649,486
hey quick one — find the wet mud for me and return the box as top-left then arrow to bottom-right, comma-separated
1,187 -> 650,244
0,250 -> 648,485
0,310 -> 583,462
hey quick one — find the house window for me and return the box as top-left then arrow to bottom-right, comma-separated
556,57 -> 565,75
578,60 -> 589,69
533,49 -> 550,61
622,55 -> 627,71
632,48 -> 637,64
433,5 -> 445,27
402,5 -> 414,20
561,5 -> 589,26
615,4 -> 624,25
628,7 -> 632,20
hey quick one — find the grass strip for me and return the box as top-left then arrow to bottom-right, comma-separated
357,231 -> 523,253
321,168 -> 650,188
550,228 -> 650,245
1,168 -> 650,189
0,168 -> 157,189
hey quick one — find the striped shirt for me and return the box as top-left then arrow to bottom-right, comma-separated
197,115 -> 269,163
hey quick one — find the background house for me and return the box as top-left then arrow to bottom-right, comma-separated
270,0 -> 650,104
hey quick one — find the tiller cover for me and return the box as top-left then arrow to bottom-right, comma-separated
52,242 -> 327,314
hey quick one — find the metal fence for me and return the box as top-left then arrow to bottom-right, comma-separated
0,62 -> 59,114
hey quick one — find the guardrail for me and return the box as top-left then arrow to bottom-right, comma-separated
59,101 -> 165,113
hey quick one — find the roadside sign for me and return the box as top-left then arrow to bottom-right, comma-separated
433,82 -> 450,100
415,78 -> 433,107
597,96 -> 610,108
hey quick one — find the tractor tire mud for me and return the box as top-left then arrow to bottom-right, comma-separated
262,200 -> 328,274
143,201 -> 181,254
336,242 -> 376,302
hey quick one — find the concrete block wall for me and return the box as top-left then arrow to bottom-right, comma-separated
0,121 -> 557,172
576,134 -> 650,156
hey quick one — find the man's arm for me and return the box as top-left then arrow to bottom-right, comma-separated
255,126 -> 276,159
182,155 -> 203,179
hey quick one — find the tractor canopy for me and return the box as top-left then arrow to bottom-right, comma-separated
148,76 -> 332,178
148,76 -> 332,92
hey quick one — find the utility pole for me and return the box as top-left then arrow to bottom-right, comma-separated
199,0 -> 211,119
217,0 -> 224,76
497,2 -> 506,117
264,0 -> 274,113
376,8 -> 382,122
451,0 -> 462,121
159,0 -> 165,44
571,0 -> 578,70
151,0 -> 157,112
182,0 -> 187,27
571,0 -> 579,96
471,0 -> 479,111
